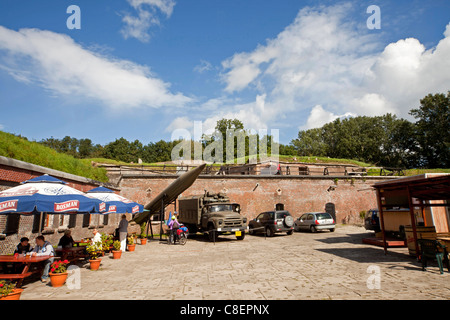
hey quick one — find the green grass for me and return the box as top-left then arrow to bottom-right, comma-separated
403,168 -> 450,176
0,131 -> 109,182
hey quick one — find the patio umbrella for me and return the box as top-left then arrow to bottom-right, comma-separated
0,174 -> 107,233
86,186 -> 143,214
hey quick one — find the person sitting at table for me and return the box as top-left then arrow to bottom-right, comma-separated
14,237 -> 33,254
58,230 -> 74,248
10,237 -> 34,273
32,235 -> 55,283
91,228 -> 101,244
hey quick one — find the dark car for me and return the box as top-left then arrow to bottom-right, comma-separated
294,212 -> 335,233
248,210 -> 294,237
364,209 -> 380,232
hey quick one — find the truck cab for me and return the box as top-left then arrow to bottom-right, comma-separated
178,192 -> 247,242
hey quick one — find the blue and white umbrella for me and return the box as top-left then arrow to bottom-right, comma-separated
87,186 -> 143,214
0,174 -> 107,215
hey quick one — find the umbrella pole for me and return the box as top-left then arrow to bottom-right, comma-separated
159,196 -> 164,242
146,213 -> 152,239
38,212 -> 43,236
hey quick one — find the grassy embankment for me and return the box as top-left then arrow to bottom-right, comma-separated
0,131 -> 109,182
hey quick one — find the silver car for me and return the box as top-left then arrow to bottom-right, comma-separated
294,212 -> 335,233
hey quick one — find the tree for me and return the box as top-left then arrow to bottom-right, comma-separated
409,92 -> 450,168
103,138 -> 143,163
291,114 -> 419,168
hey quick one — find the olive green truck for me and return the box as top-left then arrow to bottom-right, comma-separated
178,191 -> 247,241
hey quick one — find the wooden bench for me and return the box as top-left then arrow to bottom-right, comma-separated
0,272 -> 34,280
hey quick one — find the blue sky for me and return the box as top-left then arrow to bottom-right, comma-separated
0,0 -> 449,146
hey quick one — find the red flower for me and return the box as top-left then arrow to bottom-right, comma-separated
63,260 -> 69,264
51,268 -> 55,272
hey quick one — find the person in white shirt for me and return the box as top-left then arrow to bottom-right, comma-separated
118,215 -> 129,252
32,235 -> 55,283
91,228 -> 101,244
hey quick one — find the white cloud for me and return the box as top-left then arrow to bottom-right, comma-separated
166,94 -> 278,141
121,0 -> 175,42
362,28 -> 450,118
166,116 -> 193,133
194,60 -> 213,74
301,105 -> 355,130
219,4 -> 450,132
0,26 -> 191,110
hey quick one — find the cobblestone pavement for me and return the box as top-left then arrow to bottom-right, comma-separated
20,225 -> 450,300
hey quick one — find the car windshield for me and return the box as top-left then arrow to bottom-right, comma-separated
276,211 -> 291,219
316,213 -> 332,220
208,204 -> 240,213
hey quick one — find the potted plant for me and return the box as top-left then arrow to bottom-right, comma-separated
139,235 -> 147,245
112,240 -> 122,259
139,223 -> 148,245
127,235 -> 136,252
0,280 -> 23,300
86,242 -> 103,270
49,259 -> 69,287
101,233 -> 113,255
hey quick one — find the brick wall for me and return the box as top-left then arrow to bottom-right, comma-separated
119,174 -> 394,225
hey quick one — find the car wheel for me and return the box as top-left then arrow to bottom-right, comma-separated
266,227 -> 274,237
329,228 -> 335,232
310,225 -> 317,233
286,230 -> 293,235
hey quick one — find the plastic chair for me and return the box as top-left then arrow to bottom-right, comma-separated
418,239 -> 450,274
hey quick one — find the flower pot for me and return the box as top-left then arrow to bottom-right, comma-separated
140,238 -> 147,245
127,244 -> 136,252
0,288 -> 24,300
49,272 -> 68,287
89,258 -> 102,270
112,250 -> 122,259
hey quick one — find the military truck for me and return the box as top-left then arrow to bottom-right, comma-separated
178,191 -> 247,241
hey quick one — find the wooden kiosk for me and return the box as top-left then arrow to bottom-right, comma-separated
372,174 -> 450,259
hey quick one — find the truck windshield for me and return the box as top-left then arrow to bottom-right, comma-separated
208,204 -> 240,213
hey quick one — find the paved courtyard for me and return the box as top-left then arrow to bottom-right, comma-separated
20,225 -> 450,300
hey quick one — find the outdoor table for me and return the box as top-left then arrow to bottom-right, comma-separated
73,239 -> 90,247
55,247 -> 87,263
0,255 -> 52,287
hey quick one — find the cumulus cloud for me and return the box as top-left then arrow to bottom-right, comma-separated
362,30 -> 450,118
121,0 -> 175,42
219,3 -> 450,131
168,94 -> 279,142
301,105 -> 355,130
0,26 -> 191,110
